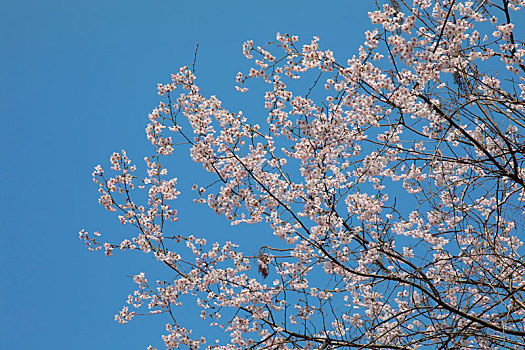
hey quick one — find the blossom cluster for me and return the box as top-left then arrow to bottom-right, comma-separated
83,1 -> 525,349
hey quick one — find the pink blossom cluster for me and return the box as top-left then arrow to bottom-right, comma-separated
83,1 -> 525,348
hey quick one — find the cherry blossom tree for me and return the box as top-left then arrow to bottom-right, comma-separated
81,0 -> 525,348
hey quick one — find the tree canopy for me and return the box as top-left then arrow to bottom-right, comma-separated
82,0 -> 525,348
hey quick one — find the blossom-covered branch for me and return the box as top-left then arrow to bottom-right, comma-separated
83,0 -> 525,348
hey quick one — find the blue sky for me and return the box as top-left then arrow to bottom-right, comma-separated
0,1 -> 375,348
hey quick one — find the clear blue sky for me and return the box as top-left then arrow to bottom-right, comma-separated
0,1 -> 375,348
